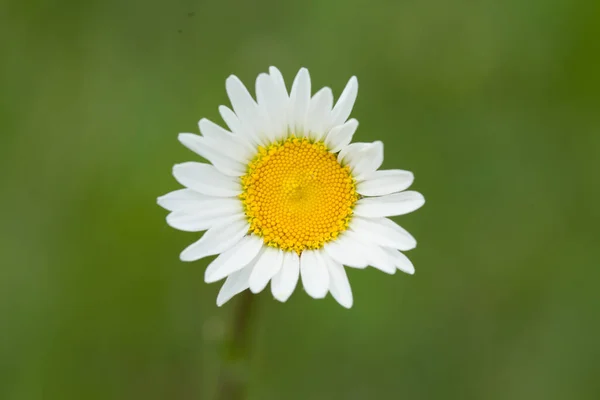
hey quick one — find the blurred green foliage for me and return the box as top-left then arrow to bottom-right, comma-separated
1,0 -> 599,399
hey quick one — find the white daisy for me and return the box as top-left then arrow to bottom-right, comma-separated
158,67 -> 425,308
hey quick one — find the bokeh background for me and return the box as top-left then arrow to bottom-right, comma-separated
1,0 -> 599,399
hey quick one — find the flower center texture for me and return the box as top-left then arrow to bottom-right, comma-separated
240,137 -> 358,254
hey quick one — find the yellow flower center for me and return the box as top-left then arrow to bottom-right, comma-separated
240,137 -> 358,254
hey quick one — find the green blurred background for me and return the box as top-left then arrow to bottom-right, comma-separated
1,0 -> 599,398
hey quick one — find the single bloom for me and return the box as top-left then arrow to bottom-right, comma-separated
158,67 -> 425,308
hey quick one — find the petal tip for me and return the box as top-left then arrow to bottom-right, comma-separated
272,292 -> 290,303
204,271 -> 217,283
179,253 -> 194,262
415,193 -> 426,209
172,162 -> 184,171
197,118 -> 209,128
248,282 -> 262,294
340,300 -> 353,309
178,132 -> 196,144
216,294 -> 229,307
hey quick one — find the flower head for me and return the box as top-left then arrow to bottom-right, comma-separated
158,67 -> 424,308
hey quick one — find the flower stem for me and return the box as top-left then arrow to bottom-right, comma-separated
214,290 -> 256,400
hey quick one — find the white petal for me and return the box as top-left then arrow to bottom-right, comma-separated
382,247 -> 415,275
300,250 -> 329,299
325,255 -> 353,308
204,235 -> 264,283
226,75 -> 257,122
268,67 -> 290,140
178,133 -> 246,176
219,105 -> 242,135
157,189 -> 215,212
289,68 -> 311,136
173,162 -> 242,197
324,119 -> 358,153
344,230 -> 396,274
250,76 -> 275,143
198,119 -> 253,162
217,107 -> 258,154
354,191 -> 425,218
323,234 -> 369,268
356,170 -> 414,196
306,87 -> 333,141
255,73 -> 277,140
269,66 -> 288,98
271,251 -> 300,302
225,76 -> 265,146
337,141 -> 383,180
350,141 -> 384,180
366,246 -> 396,274
337,142 -> 370,166
350,217 -> 416,251
330,76 -> 358,128
216,264 -> 255,306
249,247 -> 284,293
167,206 -> 244,232
179,216 -> 249,262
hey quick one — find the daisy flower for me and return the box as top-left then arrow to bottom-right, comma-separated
158,67 -> 424,308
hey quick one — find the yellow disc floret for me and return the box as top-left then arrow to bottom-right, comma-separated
240,137 -> 358,254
